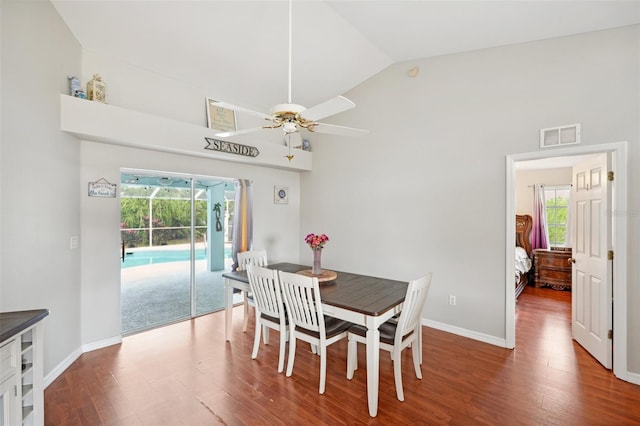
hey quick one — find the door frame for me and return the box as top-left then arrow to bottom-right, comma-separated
505,141 -> 628,381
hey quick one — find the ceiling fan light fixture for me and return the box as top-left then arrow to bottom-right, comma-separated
283,122 -> 298,133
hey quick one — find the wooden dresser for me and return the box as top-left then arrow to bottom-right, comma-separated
533,248 -> 572,290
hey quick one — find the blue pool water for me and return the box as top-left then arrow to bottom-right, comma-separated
122,248 -> 229,268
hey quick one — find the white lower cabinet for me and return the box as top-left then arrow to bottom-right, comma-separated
0,311 -> 47,426
0,339 -> 20,426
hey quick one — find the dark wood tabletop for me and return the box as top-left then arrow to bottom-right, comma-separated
223,262 -> 407,317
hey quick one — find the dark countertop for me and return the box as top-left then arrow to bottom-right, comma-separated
0,309 -> 49,343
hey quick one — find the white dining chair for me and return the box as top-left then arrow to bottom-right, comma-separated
237,250 -> 268,332
346,273 -> 432,401
246,264 -> 288,373
278,270 -> 352,394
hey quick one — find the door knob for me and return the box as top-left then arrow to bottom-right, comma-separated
568,257 -> 576,264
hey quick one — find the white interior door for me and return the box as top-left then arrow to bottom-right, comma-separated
571,153 -> 612,369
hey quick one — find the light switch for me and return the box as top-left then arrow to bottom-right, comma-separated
70,236 -> 79,249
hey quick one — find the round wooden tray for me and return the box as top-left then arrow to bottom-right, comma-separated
296,269 -> 337,283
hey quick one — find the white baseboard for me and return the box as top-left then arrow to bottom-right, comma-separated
422,319 -> 640,387
422,319 -> 508,348
43,336 -> 122,389
44,347 -> 82,388
619,370 -> 640,386
81,335 -> 122,353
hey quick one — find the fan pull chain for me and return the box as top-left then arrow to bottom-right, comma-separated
286,132 -> 294,161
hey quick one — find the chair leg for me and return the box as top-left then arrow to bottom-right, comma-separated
319,344 -> 327,394
346,335 -> 358,379
242,292 -> 250,332
393,348 -> 405,401
251,316 -> 261,360
418,326 -> 423,365
263,326 -> 270,344
412,337 -> 422,379
286,331 -> 296,377
277,328 -> 287,373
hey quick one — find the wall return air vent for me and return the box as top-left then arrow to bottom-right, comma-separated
540,123 -> 581,148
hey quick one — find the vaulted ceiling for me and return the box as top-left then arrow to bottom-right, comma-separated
52,1 -> 639,116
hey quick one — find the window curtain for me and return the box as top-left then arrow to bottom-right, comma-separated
531,184 -> 549,251
231,179 -> 253,271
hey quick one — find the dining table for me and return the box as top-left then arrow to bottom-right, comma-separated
222,262 -> 408,417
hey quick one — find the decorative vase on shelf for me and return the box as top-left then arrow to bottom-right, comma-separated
312,249 -> 322,275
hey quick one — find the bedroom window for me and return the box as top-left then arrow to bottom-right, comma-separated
544,185 -> 571,247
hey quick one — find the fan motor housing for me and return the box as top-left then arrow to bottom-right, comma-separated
270,103 -> 306,115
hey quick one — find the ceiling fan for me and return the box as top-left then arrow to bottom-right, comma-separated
212,0 -> 368,141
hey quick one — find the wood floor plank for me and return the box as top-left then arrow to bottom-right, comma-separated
45,286 -> 640,425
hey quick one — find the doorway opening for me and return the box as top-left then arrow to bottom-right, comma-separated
506,141 -> 628,381
119,169 -> 236,335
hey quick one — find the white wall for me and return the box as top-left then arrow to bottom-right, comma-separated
515,168 -> 572,216
80,141 -> 301,346
302,25 -> 639,372
0,0 -> 82,375
76,48 -> 304,348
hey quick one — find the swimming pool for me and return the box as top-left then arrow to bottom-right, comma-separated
122,247 -> 230,268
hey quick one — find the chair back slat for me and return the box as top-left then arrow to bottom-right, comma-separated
246,265 -> 284,320
395,273 -> 433,344
278,271 -> 323,334
237,250 -> 268,271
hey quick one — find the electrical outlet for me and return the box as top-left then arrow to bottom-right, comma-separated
449,295 -> 456,306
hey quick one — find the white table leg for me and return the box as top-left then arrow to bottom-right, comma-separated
225,277 -> 233,341
366,316 -> 380,417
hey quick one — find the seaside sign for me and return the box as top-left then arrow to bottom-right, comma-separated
204,138 -> 260,158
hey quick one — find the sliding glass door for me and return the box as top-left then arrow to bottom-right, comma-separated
120,171 -> 234,335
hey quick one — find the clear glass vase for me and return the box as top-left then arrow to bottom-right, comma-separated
312,249 -> 322,275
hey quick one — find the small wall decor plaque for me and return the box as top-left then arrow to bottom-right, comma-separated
274,186 -> 289,204
88,178 -> 117,198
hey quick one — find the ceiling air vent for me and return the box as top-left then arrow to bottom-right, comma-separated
540,123 -> 580,148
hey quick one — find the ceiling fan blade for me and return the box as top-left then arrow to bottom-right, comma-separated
208,99 -> 272,120
308,122 -> 369,137
301,96 -> 355,121
213,126 -> 266,138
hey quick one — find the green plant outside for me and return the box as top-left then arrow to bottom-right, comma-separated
120,193 -> 208,248
546,195 -> 569,246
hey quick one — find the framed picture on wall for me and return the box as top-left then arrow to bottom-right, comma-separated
274,186 -> 289,204
206,98 -> 237,133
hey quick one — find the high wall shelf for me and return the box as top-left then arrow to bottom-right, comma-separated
60,94 -> 313,171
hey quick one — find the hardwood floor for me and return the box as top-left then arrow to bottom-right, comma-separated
45,286 -> 640,425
